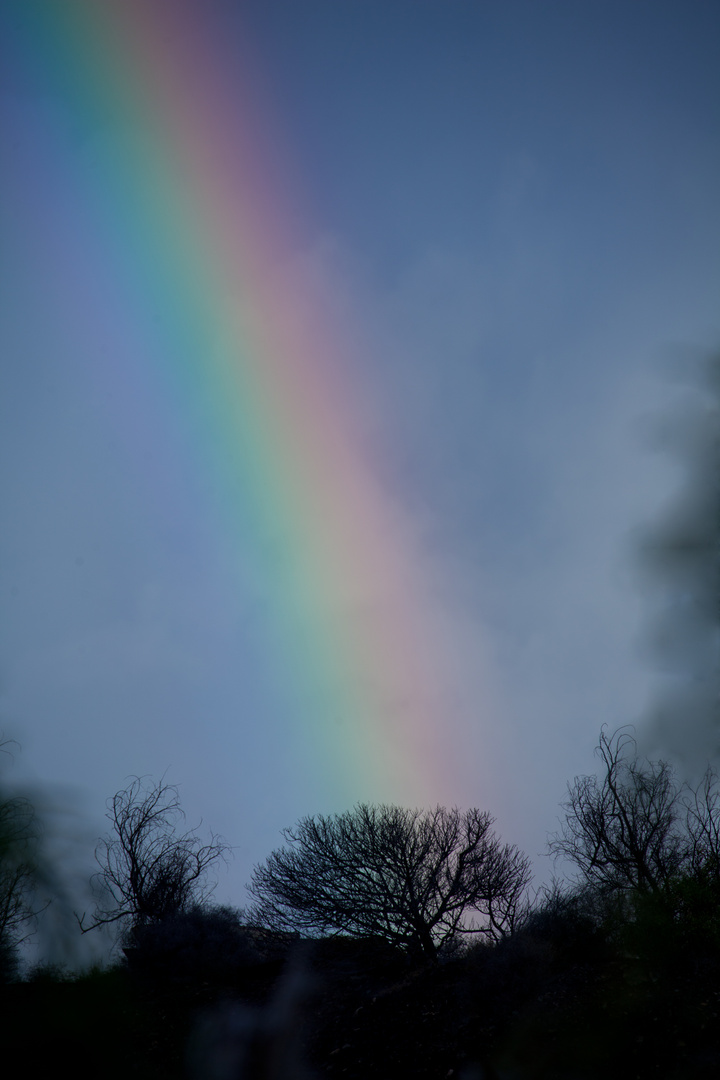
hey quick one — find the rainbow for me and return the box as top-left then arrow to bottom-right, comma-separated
5,0 -> 492,806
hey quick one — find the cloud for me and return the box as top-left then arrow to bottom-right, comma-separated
632,352 -> 720,770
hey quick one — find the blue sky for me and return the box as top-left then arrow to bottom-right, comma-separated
1,0 -> 719,958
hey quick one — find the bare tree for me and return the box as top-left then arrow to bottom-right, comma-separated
684,765 -> 720,884
0,740 -> 47,961
0,790 -> 41,946
79,776 -> 229,934
548,728 -> 687,895
247,804 -> 531,959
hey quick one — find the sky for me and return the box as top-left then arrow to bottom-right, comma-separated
1,0 -> 719,953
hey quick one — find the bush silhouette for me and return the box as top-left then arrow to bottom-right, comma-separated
126,904 -> 260,984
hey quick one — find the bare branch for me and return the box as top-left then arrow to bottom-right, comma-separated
247,804 -> 531,960
79,776 -> 229,936
684,766 -> 720,883
0,739 -> 48,949
548,727 -> 687,895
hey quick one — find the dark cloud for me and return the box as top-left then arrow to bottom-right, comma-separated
634,353 -> 720,769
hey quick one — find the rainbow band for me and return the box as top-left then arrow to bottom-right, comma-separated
7,0 -> 474,804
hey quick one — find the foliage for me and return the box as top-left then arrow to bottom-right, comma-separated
248,803 -> 531,959
79,776 -> 229,935
126,904 -> 260,983
517,881 -> 609,952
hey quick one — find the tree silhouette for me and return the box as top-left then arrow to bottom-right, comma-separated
79,776 -> 229,935
549,728 -> 685,895
549,727 -> 720,897
248,804 -> 531,959
0,739 -> 47,973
